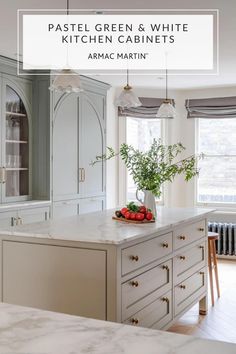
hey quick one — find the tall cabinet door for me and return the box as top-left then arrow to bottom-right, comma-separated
52,93 -> 80,201
0,76 -> 32,203
79,91 -> 106,198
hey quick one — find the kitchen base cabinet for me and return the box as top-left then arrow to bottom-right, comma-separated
2,241 -> 106,320
52,197 -> 105,219
0,203 -> 50,227
0,209 -> 211,331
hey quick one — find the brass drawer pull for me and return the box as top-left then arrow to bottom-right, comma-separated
130,281 -> 139,287
198,228 -> 204,232
199,245 -> 204,249
162,265 -> 169,271
180,284 -> 186,289
162,242 -> 169,248
131,318 -> 139,325
162,297 -> 169,303
130,255 -> 139,262
180,256 -> 186,260
179,235 -> 186,240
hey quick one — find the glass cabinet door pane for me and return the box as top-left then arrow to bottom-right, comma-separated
5,86 -> 29,198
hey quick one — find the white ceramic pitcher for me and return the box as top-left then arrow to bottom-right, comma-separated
136,190 -> 157,217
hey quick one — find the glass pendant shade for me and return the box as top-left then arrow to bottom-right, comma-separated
115,84 -> 141,108
49,69 -> 84,93
157,99 -> 176,118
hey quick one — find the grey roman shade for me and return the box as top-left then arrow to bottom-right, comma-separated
118,97 -> 175,118
185,96 -> 236,119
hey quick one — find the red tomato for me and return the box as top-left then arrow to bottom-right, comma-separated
135,212 -> 145,221
139,206 -> 147,214
121,207 -> 128,216
146,212 -> 153,220
125,211 -> 131,219
130,212 -> 137,220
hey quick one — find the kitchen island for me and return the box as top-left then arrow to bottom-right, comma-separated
0,302 -> 235,354
0,207 -> 213,330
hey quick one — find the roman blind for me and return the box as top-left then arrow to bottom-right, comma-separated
118,97 -> 175,118
185,96 -> 236,119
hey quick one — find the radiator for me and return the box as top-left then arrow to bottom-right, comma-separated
208,222 -> 236,256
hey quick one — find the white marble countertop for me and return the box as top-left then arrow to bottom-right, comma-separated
0,207 -> 214,245
0,200 -> 51,212
0,302 -> 235,354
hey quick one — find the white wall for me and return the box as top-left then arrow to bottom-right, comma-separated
106,84 -> 236,210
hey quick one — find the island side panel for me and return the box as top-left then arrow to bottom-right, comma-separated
1,239 -> 108,320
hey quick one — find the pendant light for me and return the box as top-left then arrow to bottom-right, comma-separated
49,0 -> 83,92
115,69 -> 141,108
156,61 -> 176,118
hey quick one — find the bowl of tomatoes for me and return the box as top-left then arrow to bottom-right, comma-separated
113,202 -> 155,223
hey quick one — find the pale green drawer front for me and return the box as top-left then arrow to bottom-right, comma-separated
123,290 -> 172,330
122,233 -> 173,276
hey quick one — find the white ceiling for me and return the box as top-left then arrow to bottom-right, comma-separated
0,0 -> 236,89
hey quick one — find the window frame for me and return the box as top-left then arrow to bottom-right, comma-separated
118,116 -> 168,206
195,118 -> 236,209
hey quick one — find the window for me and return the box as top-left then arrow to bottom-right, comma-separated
196,118 -> 236,204
126,117 -> 163,202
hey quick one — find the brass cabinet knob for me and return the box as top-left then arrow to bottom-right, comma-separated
180,284 -> 186,289
130,255 -> 139,262
130,281 -> 139,288
179,235 -> 186,240
162,265 -> 169,271
162,242 -> 169,248
198,228 -> 204,232
180,256 -> 186,260
131,318 -> 139,325
162,297 -> 169,303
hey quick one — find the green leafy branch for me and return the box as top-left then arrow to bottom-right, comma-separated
91,139 -> 202,197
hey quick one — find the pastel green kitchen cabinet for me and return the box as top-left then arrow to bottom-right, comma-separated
0,72 -> 33,203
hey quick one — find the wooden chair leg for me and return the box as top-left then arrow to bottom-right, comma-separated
208,240 -> 214,306
212,240 -> 220,298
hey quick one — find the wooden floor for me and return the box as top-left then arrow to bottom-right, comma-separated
168,259 -> 236,343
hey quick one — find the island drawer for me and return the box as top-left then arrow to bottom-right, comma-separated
123,290 -> 172,330
121,233 -> 173,275
173,220 -> 206,250
174,268 -> 206,316
122,259 -> 172,320
173,241 -> 206,284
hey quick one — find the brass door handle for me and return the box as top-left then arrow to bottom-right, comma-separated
78,168 -> 83,182
198,228 -> 204,232
162,242 -> 169,248
180,284 -> 186,289
162,265 -> 169,271
162,297 -> 169,303
18,217 -> 23,225
0,167 -> 6,184
131,318 -> 139,325
199,245 -> 204,249
82,168 -> 85,182
130,255 -> 139,262
130,281 -> 139,287
179,235 -> 186,240
180,256 -> 186,260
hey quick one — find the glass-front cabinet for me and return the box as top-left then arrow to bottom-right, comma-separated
0,78 -> 32,202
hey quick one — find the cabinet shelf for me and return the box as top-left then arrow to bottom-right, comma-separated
6,168 -> 28,171
6,140 -> 28,144
6,112 -> 27,117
